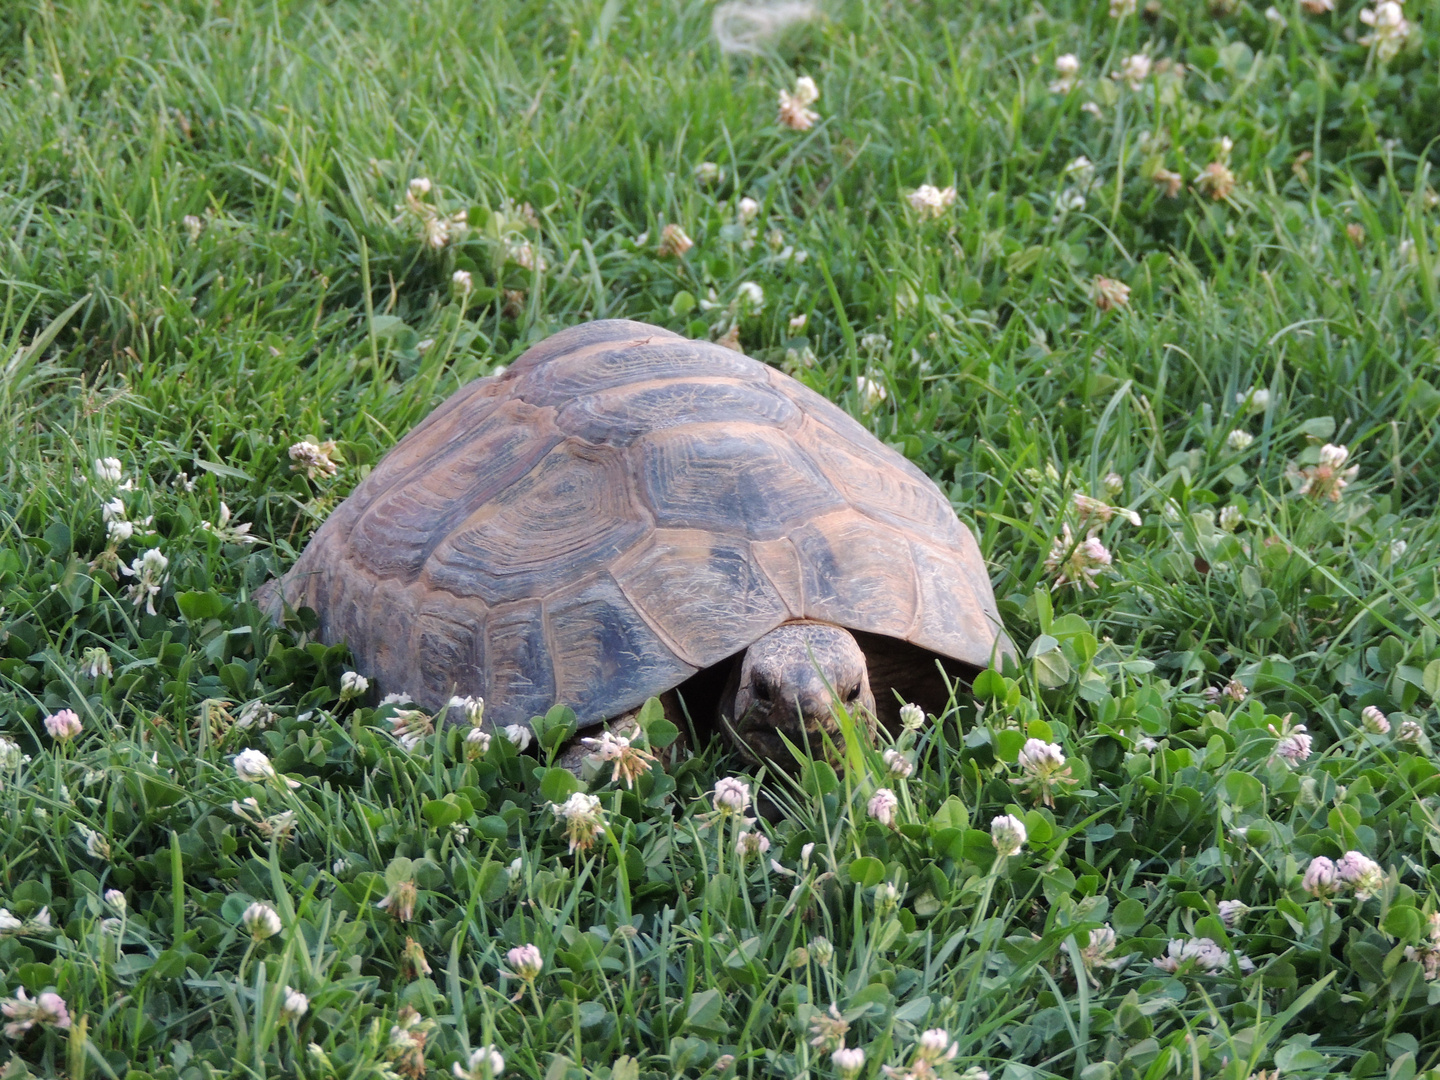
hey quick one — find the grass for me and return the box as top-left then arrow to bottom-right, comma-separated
2,0 -> 1440,1076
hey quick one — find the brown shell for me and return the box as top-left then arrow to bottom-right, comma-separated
263,319 -> 1014,727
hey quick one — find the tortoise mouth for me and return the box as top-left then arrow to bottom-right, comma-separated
723,700 -> 837,769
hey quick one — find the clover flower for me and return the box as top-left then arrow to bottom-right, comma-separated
465,728 -> 492,758
1081,926 -> 1120,970
452,270 -> 473,293
778,75 -> 820,130
713,777 -> 751,815
121,547 -> 169,614
1109,0 -> 1135,16
552,791 -> 606,854
657,223 -> 694,257
1073,493 -> 1141,533
1015,738 -> 1076,807
1153,937 -> 1251,974
387,1007 -> 435,1078
1092,276 -> 1131,311
80,647 -> 112,680
506,943 -> 543,983
855,374 -> 888,413
454,1046 -> 506,1080
907,184 -> 958,218
93,457 -> 124,485
1218,900 -> 1249,928
1336,851 -> 1385,900
402,936 -> 433,979
339,671 -> 369,702
737,280 -> 765,312
868,787 -> 899,826
1398,719 -> 1423,744
916,1029 -> 959,1063
1045,524 -> 1113,590
1195,161 -> 1236,200
1303,856 -> 1338,898
1359,0 -> 1411,60
833,1047 -> 865,1078
1151,166 -> 1183,197
898,702 -> 925,733
104,889 -> 126,911
288,439 -> 340,480
1269,718 -> 1312,764
737,196 -> 760,223
1360,705 -> 1390,734
501,723 -> 532,751
1118,54 -> 1151,89
991,814 -> 1028,857
44,708 -> 82,742
882,748 -> 914,780
1218,505 -> 1242,532
242,901 -> 282,941
809,1003 -> 849,1051
580,730 -> 657,788
1301,0 -> 1332,10
378,878 -> 419,922
1297,443 -> 1359,501
200,502 -> 255,545
280,986 -> 309,1021
1050,53 -> 1080,92
1,988 -> 71,1038
736,829 -> 771,859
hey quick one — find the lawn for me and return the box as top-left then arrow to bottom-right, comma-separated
2,0 -> 1440,1077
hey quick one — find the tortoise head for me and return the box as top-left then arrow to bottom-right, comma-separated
726,621 -> 877,767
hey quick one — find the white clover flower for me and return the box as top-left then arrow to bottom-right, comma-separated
867,787 -> 899,826
1050,53 -> 1080,92
104,889 -> 126,911
713,777 -> 751,815
200,502 -> 255,545
409,177 -> 433,196
390,709 -> 435,751
737,196 -> 760,223
1217,900 -> 1248,928
106,518 -> 134,544
234,748 -> 277,783
882,748 -> 914,779
579,729 -> 656,788
778,75 -> 820,130
80,647 -> 112,679
1360,705 -> 1390,734
874,882 -> 900,914
0,910 -> 21,933
76,824 -> 110,860
917,1029 -> 959,1063
855,374 -> 887,413
120,547 -> 169,615
1118,53 -> 1151,89
1153,937 -> 1230,973
899,702 -> 925,732
280,986 -> 309,1021
453,269 -> 473,292
833,1047 -> 866,1077
288,439 -> 340,480
242,901 -> 282,941
501,723 -> 532,751
1045,524 -> 1113,589
1265,5 -> 1286,24
1389,539 -> 1408,561
1081,926 -> 1118,969
93,458 -> 124,484
1398,719 -> 1423,744
990,814 -> 1028,857
907,184 -> 958,218
506,943 -> 543,982
552,791 -> 606,854
788,312 -> 808,331
1269,720 -> 1312,764
454,1046 -> 506,1080
1336,851 -> 1385,900
1218,505 -> 1242,532
1,988 -> 71,1038
183,214 -> 203,241
1092,276 -> 1130,311
1237,387 -> 1270,415
737,280 -> 765,312
1359,0 -> 1411,60
465,728 -> 493,757
693,161 -> 722,184
44,708 -> 82,742
657,223 -> 694,258
1299,443 -> 1359,501
340,671 -> 370,702
1109,0 -> 1135,17
378,692 -> 414,707
449,694 -> 484,726
1303,855 -> 1338,898
735,829 -> 771,858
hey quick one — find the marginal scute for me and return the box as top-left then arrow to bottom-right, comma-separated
908,537 -> 1006,670
484,600 -> 555,725
415,607 -> 485,703
546,575 -> 697,727
642,423 -> 845,537
425,440 -> 651,604
613,529 -> 791,668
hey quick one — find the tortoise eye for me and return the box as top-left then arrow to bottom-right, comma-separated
752,674 -> 775,701
844,685 -> 861,703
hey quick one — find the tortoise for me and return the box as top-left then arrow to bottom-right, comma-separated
256,318 -> 1013,765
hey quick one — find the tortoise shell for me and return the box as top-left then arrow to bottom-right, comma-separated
262,319 -> 1013,728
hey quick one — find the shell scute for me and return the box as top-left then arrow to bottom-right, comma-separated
641,423 -> 845,537
517,339 -> 760,405
789,514 -> 920,639
545,575 -> 697,728
483,600 -> 555,723
612,529 -> 792,668
423,440 -> 651,604
557,377 -> 798,446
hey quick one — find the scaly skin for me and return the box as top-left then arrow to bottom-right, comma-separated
724,622 -> 878,768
